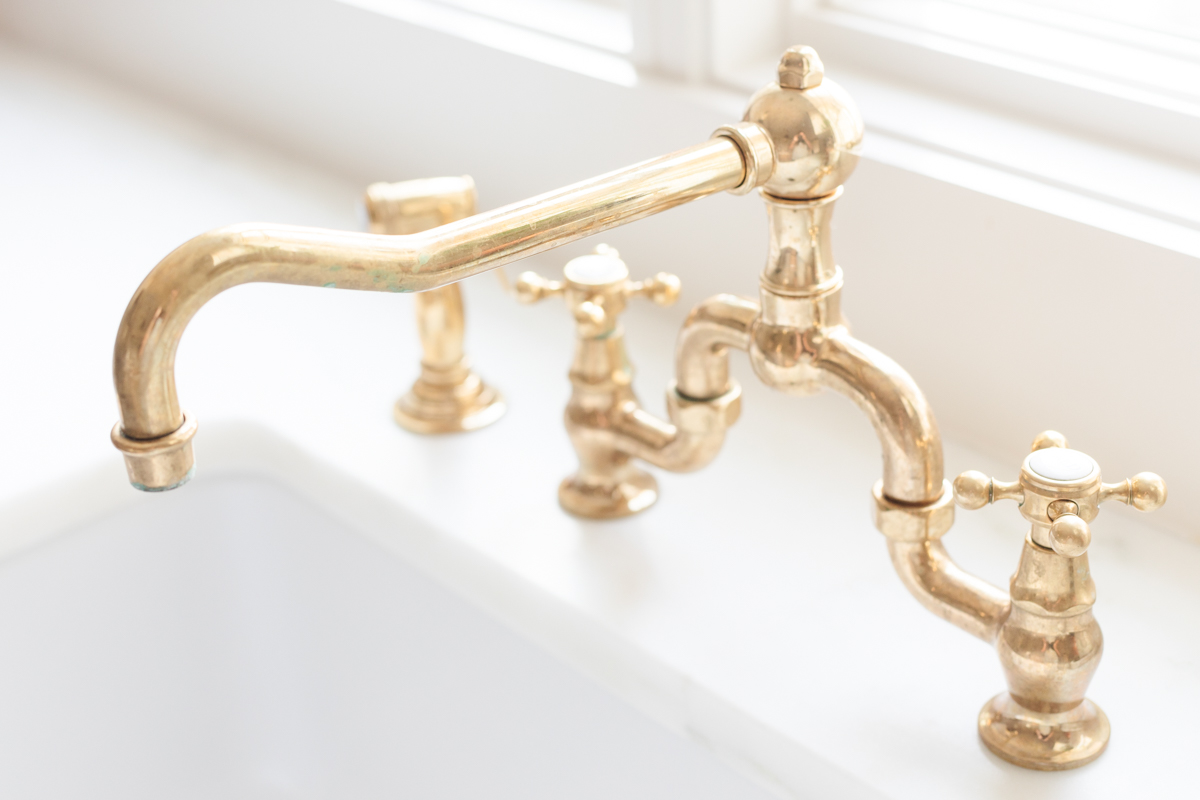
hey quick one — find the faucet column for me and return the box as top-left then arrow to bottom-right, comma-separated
732,46 -> 945,505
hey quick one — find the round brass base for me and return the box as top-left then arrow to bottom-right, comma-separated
978,693 -> 1110,771
558,470 -> 658,519
393,379 -> 505,435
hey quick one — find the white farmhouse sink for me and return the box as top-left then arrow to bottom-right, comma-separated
0,474 -> 776,799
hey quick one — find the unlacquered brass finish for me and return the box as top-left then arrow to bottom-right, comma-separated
112,129 -> 773,489
364,177 -> 505,434
941,431 -> 1166,770
516,246 -> 740,518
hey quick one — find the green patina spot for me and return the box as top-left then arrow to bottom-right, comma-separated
418,252 -> 431,266
328,265 -> 343,271
323,282 -> 337,288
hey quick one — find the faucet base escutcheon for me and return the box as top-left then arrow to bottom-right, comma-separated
393,357 -> 506,435
559,467 -> 659,519
979,692 -> 1110,771
366,178 -> 507,436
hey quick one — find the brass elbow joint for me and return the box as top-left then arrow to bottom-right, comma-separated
516,246 -> 741,518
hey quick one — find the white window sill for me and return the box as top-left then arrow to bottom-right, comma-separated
341,0 -> 637,85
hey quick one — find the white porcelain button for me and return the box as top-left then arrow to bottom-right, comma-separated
1028,448 -> 1096,482
564,254 -> 628,286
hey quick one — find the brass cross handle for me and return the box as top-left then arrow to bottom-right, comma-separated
953,430 -> 1167,557
514,245 -> 680,335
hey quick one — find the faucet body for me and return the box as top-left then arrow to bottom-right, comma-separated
364,177 -> 505,434
516,247 -> 740,518
672,49 -> 944,510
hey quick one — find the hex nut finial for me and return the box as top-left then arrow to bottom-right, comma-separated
778,46 -> 824,90
873,480 -> 956,542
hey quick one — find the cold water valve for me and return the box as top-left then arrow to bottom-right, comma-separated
953,431 -> 1166,769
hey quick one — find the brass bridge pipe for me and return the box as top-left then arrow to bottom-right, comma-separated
112,134 -> 762,489
885,539 -> 1011,642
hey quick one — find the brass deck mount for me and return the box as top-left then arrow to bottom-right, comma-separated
516,246 -> 739,518
886,430 -> 1166,770
364,177 -> 505,434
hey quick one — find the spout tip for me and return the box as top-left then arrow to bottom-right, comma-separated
132,466 -> 195,493
111,414 -> 198,492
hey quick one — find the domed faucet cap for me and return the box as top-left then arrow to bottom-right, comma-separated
743,46 -> 863,199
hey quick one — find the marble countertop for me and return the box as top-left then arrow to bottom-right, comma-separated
2,40 -> 1197,799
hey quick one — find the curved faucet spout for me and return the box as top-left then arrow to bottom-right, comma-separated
675,294 -> 760,400
813,329 -> 944,505
113,134 -> 765,490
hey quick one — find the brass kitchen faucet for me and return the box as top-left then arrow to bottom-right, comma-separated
110,46 -> 1165,770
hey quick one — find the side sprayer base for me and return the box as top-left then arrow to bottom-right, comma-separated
393,371 -> 505,435
978,692 -> 1110,771
558,470 -> 658,519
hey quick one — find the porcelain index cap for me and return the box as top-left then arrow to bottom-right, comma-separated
564,252 -> 629,288
1027,448 -> 1098,483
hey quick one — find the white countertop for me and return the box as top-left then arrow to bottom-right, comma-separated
2,40 -> 1198,799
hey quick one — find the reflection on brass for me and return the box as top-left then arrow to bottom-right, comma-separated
516,246 -> 740,518
112,128 -> 772,489
901,431 -> 1166,770
364,177 -> 505,434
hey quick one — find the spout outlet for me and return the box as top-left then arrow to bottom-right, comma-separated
111,414 -> 197,491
